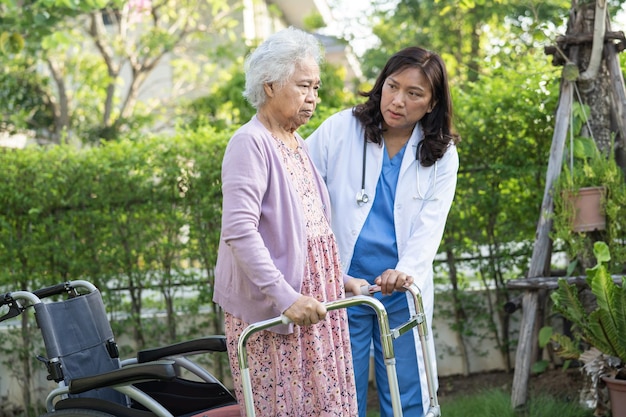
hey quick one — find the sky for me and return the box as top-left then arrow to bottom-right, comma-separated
322,0 -> 383,56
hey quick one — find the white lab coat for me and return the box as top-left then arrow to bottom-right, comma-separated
306,108 -> 459,413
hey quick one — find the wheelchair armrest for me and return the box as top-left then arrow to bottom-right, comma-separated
68,360 -> 177,395
136,336 -> 227,363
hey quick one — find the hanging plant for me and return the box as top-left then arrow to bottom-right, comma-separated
551,103 -> 626,274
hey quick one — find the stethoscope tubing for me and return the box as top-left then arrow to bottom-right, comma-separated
356,139 -> 438,206
356,138 -> 369,205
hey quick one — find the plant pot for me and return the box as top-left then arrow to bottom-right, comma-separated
603,376 -> 626,417
565,186 -> 606,232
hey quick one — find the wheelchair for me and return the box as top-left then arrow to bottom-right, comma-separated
0,280 -> 241,417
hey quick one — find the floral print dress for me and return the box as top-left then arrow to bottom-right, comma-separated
224,137 -> 358,417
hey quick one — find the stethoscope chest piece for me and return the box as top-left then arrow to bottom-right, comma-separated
356,189 -> 369,206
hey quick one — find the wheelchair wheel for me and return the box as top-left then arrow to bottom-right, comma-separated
40,409 -> 118,417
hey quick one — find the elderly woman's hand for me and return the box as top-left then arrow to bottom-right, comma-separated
344,277 -> 371,297
374,269 -> 413,296
283,295 -> 327,326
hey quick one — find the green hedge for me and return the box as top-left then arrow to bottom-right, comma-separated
1,124 -> 232,352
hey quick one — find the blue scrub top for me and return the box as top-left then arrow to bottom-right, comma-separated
348,142 -> 408,311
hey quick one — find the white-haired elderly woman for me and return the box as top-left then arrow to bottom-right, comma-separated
213,27 -> 367,416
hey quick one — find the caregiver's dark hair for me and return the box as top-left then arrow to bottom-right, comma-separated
353,46 -> 460,167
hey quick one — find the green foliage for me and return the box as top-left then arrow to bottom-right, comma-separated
0,0 -> 97,133
302,12 -> 326,31
551,109 -> 626,273
443,48 -> 558,321
0,314 -> 47,417
180,61 -> 254,130
542,326 -> 582,361
550,242 -> 626,365
362,0 -> 567,82
0,127 -> 231,342
451,57 -> 558,252
0,0 -> 243,143
557,102 -> 620,189
531,359 -> 550,374
0,123 -> 238,410
548,242 -> 626,411
435,284 -> 504,361
0,55 -> 54,132
0,0 -> 104,55
0,31 -> 24,54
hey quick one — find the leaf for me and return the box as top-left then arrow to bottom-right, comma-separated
9,32 -> 24,52
550,333 -> 582,360
538,326 -> 553,348
585,310 -> 617,357
566,259 -> 578,277
573,137 -> 597,160
557,243 -> 626,364
532,360 -> 550,374
551,278 -> 588,327
593,241 -> 611,264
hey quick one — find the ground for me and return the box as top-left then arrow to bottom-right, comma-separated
368,367 -> 585,408
437,367 -> 584,402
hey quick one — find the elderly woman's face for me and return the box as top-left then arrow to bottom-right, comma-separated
266,56 -> 320,130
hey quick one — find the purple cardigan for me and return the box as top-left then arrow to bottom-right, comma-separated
213,116 -> 334,334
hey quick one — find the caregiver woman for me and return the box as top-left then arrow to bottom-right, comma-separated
306,46 -> 460,417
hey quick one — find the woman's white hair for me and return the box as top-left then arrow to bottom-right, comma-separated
243,27 -> 323,109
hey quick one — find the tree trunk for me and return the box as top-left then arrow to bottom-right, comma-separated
571,1 -> 613,154
445,245 -> 470,376
604,19 -> 626,173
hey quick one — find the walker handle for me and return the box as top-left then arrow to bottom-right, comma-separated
345,284 -> 381,297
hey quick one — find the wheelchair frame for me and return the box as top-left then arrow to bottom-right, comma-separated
0,280 -> 239,417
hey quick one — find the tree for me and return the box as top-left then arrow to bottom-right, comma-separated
441,51 -> 559,375
1,0 -> 243,144
0,0 -> 104,139
361,0 -> 568,82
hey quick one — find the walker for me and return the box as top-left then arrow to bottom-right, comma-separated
237,283 -> 441,417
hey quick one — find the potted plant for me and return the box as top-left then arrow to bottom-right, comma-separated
547,241 -> 626,417
551,103 -> 626,272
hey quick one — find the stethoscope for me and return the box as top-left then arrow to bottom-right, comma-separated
356,139 -> 439,206
355,138 -> 370,205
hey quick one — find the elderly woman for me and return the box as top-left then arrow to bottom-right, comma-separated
213,27 -> 367,417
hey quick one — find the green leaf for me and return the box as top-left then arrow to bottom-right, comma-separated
549,333 -> 581,360
531,360 -> 550,374
538,326 -> 553,348
593,241 -> 611,264
573,137 -> 597,160
551,278 -> 588,327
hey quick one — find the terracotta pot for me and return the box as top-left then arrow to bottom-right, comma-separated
603,376 -> 626,417
565,186 -> 606,232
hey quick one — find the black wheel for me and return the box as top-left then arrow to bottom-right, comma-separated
40,409 -> 118,417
